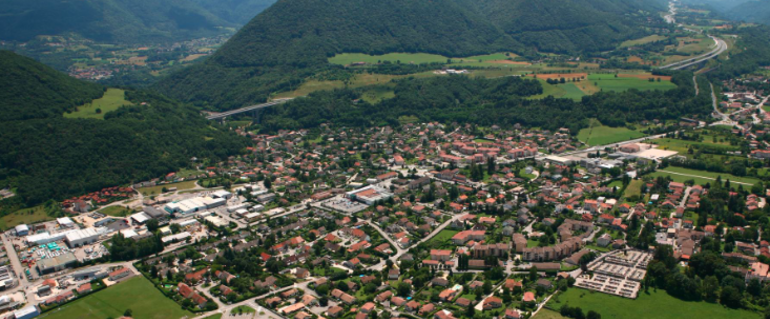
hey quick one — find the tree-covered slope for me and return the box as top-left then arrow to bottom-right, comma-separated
0,0 -> 259,44
0,51 -> 248,207
157,0 -> 664,110
472,0 -> 663,52
191,0 -> 278,25
725,0 -> 770,25
0,51 -> 105,121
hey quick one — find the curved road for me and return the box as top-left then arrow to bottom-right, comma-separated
660,36 -> 728,70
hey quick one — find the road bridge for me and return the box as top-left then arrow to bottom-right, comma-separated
205,98 -> 293,120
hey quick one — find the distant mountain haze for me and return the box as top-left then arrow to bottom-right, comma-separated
0,0 -> 277,43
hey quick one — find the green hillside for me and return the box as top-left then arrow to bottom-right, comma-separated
0,50 -> 105,121
0,0 -> 276,44
725,0 -> 770,25
157,0 -> 665,110
0,51 -> 247,207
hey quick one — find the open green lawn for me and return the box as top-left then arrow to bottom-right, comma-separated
425,230 -> 458,249
203,315 -> 222,319
100,205 -> 132,217
360,86 -> 396,104
577,119 -> 646,146
232,305 -> 255,314
65,88 -> 133,119
0,205 -> 51,230
528,80 -> 586,101
650,166 -> 759,186
39,276 -> 193,319
518,168 -> 536,179
651,137 -> 738,155
548,288 -> 761,319
589,74 -> 677,92
622,180 -> 644,200
534,309 -> 567,319
138,180 -> 198,196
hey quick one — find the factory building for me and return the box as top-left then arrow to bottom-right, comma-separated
65,228 -> 101,248
37,252 -> 77,275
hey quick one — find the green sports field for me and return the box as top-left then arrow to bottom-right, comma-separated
547,288 -> 761,319
589,74 -> 677,92
38,276 -> 193,319
577,119 -> 646,146
65,88 -> 133,120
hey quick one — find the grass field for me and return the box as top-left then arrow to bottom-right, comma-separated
548,288 -> 761,319
589,74 -> 677,92
138,180 -> 198,196
38,276 -> 193,319
360,87 -> 396,104
619,35 -> 668,48
528,80 -> 586,101
328,52 -> 520,66
203,315 -> 223,319
0,205 -> 51,230
100,205 -> 132,217
426,230 -> 458,249
622,180 -> 644,200
232,305 -> 255,314
65,88 -> 132,120
577,119 -> 646,146
533,309 -> 567,319
651,137 -> 738,155
650,166 -> 759,186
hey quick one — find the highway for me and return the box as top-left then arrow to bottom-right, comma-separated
660,36 -> 728,70
205,98 -> 293,120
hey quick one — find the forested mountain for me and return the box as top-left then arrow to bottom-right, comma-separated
0,0 -> 276,44
724,0 -> 770,25
471,0 -> 659,52
191,0 -> 278,25
0,51 -> 105,121
0,51 -> 248,207
158,0 -> 665,110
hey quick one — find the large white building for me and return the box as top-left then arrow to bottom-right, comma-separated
163,196 -> 226,217
346,185 -> 393,205
65,228 -> 101,248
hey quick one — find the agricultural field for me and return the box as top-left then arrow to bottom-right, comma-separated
528,80 -> 586,101
38,276 -> 193,319
138,180 -> 199,196
0,205 -> 51,230
65,89 -> 133,120
649,166 -> 759,186
619,35 -> 668,48
577,119 -> 646,146
547,288 -> 761,319
328,52 -> 521,66
588,74 -> 677,92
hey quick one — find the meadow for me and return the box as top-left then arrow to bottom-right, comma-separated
649,166 -> 759,186
577,119 -> 646,146
547,288 -> 761,319
588,74 -> 677,92
65,88 -> 133,120
528,80 -> 586,101
0,205 -> 50,230
38,276 -> 193,319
